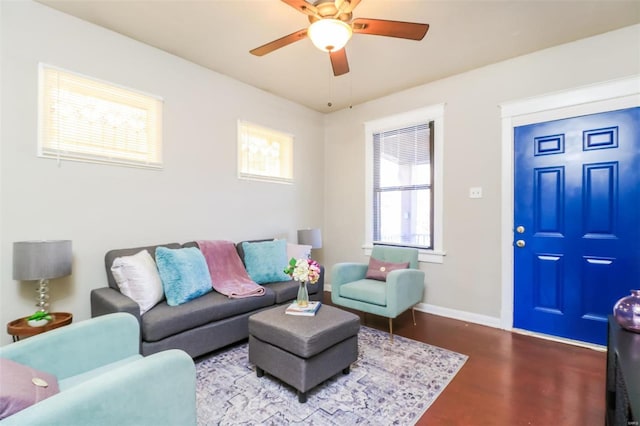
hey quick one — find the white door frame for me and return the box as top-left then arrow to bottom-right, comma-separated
499,75 -> 640,331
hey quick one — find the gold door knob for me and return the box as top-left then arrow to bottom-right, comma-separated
516,226 -> 525,234
516,240 -> 526,248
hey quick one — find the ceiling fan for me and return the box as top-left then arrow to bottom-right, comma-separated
250,0 -> 429,76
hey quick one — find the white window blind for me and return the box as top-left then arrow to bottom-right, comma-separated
373,122 -> 434,249
39,64 -> 163,168
238,120 -> 293,183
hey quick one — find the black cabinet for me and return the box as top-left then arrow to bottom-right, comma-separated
606,316 -> 640,426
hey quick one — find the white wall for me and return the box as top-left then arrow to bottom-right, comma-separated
323,24 -> 640,324
2,1 -> 638,346
0,1 -> 325,344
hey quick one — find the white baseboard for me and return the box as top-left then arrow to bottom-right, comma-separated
511,328 -> 606,351
323,287 -> 501,329
323,289 -> 604,350
414,302 -> 502,329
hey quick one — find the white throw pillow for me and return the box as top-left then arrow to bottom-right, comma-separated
111,249 -> 164,315
287,243 -> 312,260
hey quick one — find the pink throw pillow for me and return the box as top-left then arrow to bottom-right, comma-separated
0,358 -> 60,419
365,257 -> 410,281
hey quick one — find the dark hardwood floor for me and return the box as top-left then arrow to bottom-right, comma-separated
322,292 -> 606,426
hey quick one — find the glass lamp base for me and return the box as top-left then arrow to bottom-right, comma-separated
613,290 -> 640,333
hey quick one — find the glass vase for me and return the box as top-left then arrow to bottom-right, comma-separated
297,281 -> 309,308
613,289 -> 640,333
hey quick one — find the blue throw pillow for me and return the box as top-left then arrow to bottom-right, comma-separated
155,247 -> 212,306
242,240 -> 291,284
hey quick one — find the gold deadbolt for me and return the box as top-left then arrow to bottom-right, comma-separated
516,226 -> 525,234
516,240 -> 526,248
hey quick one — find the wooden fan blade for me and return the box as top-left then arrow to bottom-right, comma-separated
352,18 -> 429,40
329,48 -> 349,76
250,29 -> 308,56
281,0 -> 319,17
342,0 -> 361,14
334,0 -> 361,16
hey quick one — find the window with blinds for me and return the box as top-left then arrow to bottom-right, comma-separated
237,120 -> 293,183
38,64 -> 163,169
373,121 -> 434,249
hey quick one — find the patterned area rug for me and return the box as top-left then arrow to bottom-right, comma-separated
196,326 -> 467,425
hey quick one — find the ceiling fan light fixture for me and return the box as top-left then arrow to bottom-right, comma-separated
308,19 -> 353,52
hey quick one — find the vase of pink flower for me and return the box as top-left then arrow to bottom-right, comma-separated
284,257 -> 320,308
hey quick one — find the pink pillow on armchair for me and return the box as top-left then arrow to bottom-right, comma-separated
365,257 -> 410,281
0,358 -> 59,419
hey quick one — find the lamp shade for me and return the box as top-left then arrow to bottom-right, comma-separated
13,240 -> 72,281
297,229 -> 322,249
307,19 -> 353,52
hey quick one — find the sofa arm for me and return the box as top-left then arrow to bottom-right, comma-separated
385,269 -> 425,317
330,263 -> 368,293
91,287 -> 141,323
1,349 -> 196,426
0,313 -> 140,380
315,265 -> 326,295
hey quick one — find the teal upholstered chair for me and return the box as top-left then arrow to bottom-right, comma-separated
331,245 -> 425,340
0,313 -> 196,426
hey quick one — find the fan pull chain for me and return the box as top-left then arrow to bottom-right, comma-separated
348,71 -> 353,109
327,69 -> 334,108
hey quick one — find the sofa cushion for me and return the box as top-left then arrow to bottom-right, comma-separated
241,240 -> 291,284
141,289 -> 277,342
339,279 -> 387,306
110,249 -> 164,315
235,238 -> 272,265
155,247 -> 212,306
286,243 -> 312,260
105,243 -> 181,290
58,355 -> 142,391
0,358 -> 60,420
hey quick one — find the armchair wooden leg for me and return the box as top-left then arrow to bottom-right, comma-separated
389,318 -> 393,343
412,307 -> 417,326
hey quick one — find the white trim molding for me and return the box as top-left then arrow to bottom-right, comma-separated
363,103 -> 446,264
499,75 -> 640,331
512,328 -> 606,352
362,245 -> 446,264
414,302 -> 501,329
323,287 -> 602,349
323,287 -> 500,327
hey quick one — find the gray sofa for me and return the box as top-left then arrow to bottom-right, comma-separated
90,240 -> 323,358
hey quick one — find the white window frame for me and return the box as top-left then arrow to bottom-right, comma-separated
364,104 -> 446,263
38,64 -> 163,169
237,120 -> 294,184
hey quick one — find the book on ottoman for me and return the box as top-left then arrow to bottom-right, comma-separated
285,301 -> 321,316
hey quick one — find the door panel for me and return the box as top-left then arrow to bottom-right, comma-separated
514,107 -> 640,345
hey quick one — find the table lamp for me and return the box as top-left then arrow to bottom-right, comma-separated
13,240 -> 72,314
297,229 -> 322,251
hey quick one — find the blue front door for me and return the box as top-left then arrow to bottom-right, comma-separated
513,107 -> 640,345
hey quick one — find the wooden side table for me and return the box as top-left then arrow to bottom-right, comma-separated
7,312 -> 73,342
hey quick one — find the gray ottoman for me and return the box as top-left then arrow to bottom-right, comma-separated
248,304 -> 360,403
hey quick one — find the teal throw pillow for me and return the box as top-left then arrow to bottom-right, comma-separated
242,240 -> 291,284
155,246 -> 212,306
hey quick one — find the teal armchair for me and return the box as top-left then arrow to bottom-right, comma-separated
0,313 -> 196,426
331,246 -> 425,340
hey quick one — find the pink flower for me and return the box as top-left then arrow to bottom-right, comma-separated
284,257 -> 321,284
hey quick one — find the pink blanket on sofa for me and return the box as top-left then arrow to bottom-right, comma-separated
196,240 -> 265,298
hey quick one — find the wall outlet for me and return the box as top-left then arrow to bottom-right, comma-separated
469,187 -> 483,199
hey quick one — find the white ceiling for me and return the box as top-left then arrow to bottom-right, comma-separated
37,0 -> 640,113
